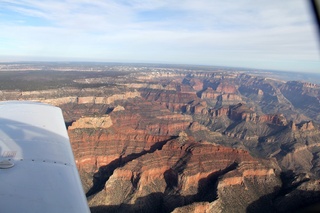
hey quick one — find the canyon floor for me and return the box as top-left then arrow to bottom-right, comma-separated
1,63 -> 320,212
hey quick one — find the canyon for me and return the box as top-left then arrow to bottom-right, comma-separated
0,65 -> 320,212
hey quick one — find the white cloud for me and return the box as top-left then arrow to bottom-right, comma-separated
0,0 -> 319,72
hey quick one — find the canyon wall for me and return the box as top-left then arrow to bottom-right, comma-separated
1,69 -> 320,212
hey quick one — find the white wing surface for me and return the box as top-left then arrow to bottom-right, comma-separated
0,101 -> 90,213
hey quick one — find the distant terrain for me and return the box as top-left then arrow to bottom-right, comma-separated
1,62 -> 320,212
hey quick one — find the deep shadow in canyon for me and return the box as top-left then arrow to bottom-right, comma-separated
89,154 -> 239,213
89,171 -> 223,213
246,170 -> 320,213
86,136 -> 178,197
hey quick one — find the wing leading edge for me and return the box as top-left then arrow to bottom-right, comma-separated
0,101 -> 90,213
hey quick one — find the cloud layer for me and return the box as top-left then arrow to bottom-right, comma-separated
0,0 -> 319,72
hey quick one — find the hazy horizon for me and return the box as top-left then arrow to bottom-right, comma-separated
1,0 -> 320,73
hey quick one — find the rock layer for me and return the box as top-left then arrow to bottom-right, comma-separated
88,138 -> 280,213
1,68 -> 320,212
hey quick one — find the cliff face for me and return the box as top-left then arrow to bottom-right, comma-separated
63,93 -> 285,212
69,115 -> 113,129
68,99 -> 193,175
1,69 -> 320,212
88,138 -> 280,213
141,88 -> 199,112
279,81 -> 320,121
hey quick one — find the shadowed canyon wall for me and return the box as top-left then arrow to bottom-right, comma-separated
1,69 -> 320,212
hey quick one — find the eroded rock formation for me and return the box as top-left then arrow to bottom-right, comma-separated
87,138 -> 280,213
1,67 -> 320,212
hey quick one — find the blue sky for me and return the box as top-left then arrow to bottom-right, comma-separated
0,0 -> 319,72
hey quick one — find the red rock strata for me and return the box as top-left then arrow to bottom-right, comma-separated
69,100 -> 193,173
216,82 -> 238,94
2,69 -> 320,212
87,138 -> 280,212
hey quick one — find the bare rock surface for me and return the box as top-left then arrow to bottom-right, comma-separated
1,67 -> 320,212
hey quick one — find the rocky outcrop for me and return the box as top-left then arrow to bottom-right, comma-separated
215,162 -> 280,213
223,103 -> 288,125
299,121 -> 315,131
88,138 -> 280,213
216,82 -> 237,94
172,202 -> 214,213
76,92 -> 141,105
220,93 -> 242,105
189,121 -> 210,131
69,99 -> 194,175
258,114 -> 287,125
1,67 -> 320,212
119,83 -> 176,91
0,87 -> 140,106
69,115 -> 113,129
189,78 -> 203,91
211,106 -> 229,117
280,81 -> 320,121
112,105 -> 125,112
141,89 -> 199,112
201,87 -> 218,99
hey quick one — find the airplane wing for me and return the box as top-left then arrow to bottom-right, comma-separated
0,101 -> 90,213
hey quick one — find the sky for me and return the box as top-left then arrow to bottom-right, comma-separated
0,0 -> 320,72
